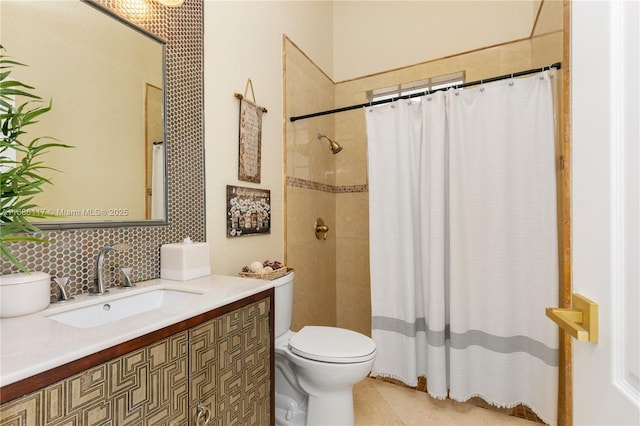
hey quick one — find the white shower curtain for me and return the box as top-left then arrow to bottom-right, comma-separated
367,92 -> 449,397
366,71 -> 559,425
151,143 -> 165,220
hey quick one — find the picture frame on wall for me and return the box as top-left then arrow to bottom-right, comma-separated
238,97 -> 263,183
226,185 -> 271,237
235,79 -> 267,184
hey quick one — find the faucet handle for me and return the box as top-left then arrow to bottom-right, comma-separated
121,267 -> 135,288
52,277 -> 74,303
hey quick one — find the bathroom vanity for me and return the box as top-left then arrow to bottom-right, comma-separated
0,275 -> 275,425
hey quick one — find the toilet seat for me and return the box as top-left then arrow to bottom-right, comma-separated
288,326 -> 376,364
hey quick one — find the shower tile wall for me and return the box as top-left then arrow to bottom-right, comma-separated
285,38 -> 337,330
285,12 -> 562,337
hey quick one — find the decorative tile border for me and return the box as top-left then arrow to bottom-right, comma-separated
286,176 -> 368,194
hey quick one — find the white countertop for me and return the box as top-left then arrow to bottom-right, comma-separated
0,274 -> 276,387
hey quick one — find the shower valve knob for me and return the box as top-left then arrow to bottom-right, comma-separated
315,218 -> 329,240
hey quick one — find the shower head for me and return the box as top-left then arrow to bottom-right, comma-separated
317,133 -> 343,154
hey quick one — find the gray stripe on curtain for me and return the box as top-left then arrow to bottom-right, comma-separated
372,316 -> 447,346
372,316 -> 558,367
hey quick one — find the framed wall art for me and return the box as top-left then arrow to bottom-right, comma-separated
235,79 -> 267,183
226,185 -> 271,237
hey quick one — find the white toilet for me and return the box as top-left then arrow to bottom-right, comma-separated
273,272 -> 376,426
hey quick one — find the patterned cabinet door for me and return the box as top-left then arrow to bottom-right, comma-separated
0,331 -> 189,426
189,297 -> 271,426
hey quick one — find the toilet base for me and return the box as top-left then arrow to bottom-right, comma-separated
275,391 -> 307,426
275,388 -> 357,426
306,390 -> 355,426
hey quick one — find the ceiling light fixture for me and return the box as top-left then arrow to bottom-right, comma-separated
154,0 -> 184,7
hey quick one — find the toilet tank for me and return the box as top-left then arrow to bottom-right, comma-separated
272,271 -> 294,337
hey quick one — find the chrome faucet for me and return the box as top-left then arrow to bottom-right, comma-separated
90,243 -> 130,295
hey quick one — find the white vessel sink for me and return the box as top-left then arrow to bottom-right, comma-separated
47,289 -> 201,328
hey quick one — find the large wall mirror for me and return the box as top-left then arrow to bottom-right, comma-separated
1,0 -> 167,228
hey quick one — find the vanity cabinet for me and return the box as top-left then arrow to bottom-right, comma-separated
189,296 -> 271,425
0,291 -> 273,426
0,332 -> 190,425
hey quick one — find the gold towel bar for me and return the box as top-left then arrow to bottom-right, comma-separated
546,294 -> 598,343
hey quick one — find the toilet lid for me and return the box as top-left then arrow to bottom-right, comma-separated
288,326 -> 376,364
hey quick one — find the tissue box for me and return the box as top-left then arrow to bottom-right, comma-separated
161,239 -> 211,281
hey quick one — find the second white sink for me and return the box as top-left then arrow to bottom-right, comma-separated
47,289 -> 201,328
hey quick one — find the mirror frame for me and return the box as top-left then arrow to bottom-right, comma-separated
1,0 -> 204,291
33,0 -> 169,230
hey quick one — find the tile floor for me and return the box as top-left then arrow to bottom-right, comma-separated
353,378 -> 540,426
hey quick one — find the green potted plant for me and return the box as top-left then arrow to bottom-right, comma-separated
1,45 -> 71,317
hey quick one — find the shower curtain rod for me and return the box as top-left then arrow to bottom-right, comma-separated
289,62 -> 562,122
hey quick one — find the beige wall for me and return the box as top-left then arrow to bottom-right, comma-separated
332,0 -> 541,81
204,1 -> 334,275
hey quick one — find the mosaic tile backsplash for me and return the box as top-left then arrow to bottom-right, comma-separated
0,0 -> 205,295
